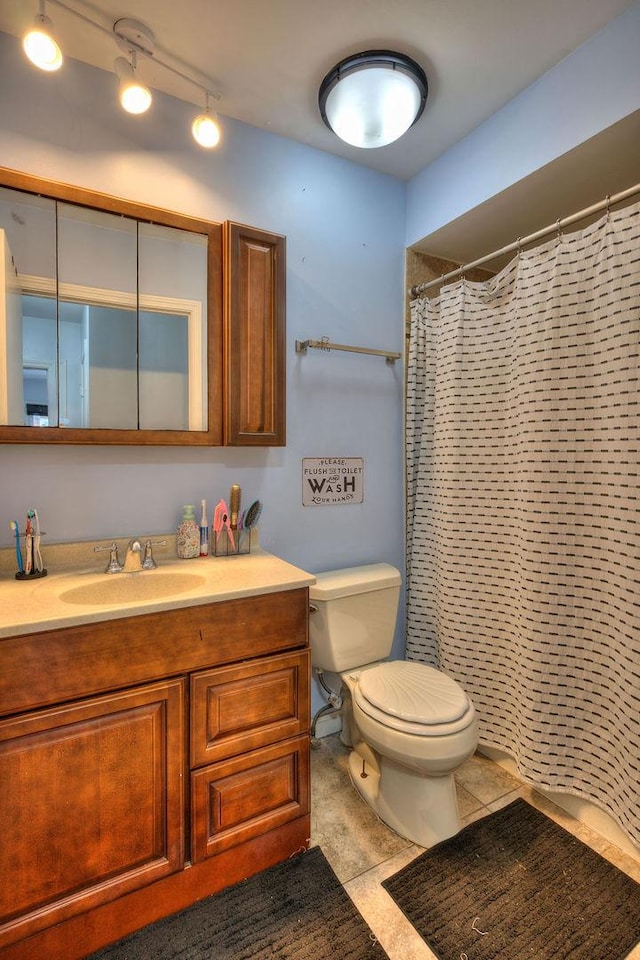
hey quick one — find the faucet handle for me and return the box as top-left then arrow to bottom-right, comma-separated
94,541 -> 123,574
142,538 -> 168,570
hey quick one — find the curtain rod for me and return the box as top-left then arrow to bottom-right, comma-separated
409,181 -> 640,298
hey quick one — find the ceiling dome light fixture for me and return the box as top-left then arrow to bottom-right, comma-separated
192,93 -> 221,148
319,50 -> 428,149
23,1 -> 63,72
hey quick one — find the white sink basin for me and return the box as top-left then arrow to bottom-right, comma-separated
59,572 -> 207,606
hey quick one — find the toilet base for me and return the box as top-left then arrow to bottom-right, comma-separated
348,744 -> 462,848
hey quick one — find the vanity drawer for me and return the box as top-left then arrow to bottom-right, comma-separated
190,734 -> 310,862
190,649 -> 310,767
0,588 -> 309,717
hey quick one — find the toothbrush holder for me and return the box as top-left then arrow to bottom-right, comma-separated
213,527 -> 252,558
15,532 -> 47,580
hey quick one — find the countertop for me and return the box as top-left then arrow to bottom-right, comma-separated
0,545 -> 315,640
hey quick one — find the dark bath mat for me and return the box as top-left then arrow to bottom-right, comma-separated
382,798 -> 640,960
87,845 -> 388,960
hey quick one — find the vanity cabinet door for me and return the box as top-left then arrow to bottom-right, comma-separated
191,735 -> 310,862
224,221 -> 286,446
0,679 -> 185,950
191,649 -> 310,767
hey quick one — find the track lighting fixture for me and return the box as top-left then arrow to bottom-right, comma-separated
21,5 -> 222,148
22,0 -> 63,72
191,94 -> 221,148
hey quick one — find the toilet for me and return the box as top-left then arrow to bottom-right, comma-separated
309,563 -> 478,847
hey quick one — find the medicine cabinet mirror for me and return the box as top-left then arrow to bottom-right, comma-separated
0,168 -> 223,445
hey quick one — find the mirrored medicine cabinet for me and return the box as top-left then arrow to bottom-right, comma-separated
0,168 -> 285,446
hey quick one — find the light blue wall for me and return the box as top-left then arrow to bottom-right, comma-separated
406,0 -> 640,247
0,33 -> 407,714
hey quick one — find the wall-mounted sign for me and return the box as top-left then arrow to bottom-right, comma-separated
302,457 -> 364,506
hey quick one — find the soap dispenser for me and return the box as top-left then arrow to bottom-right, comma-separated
176,505 -> 200,559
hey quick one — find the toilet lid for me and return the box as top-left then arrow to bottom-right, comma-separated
354,661 -> 473,736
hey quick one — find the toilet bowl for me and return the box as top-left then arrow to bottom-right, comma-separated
309,563 -> 478,847
343,661 -> 478,846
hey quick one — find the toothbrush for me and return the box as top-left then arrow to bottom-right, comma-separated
30,509 -> 44,573
24,514 -> 33,574
9,521 -> 23,574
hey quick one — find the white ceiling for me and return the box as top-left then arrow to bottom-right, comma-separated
1,0 -> 638,261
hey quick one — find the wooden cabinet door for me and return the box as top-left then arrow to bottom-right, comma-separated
191,735 -> 310,862
0,679 -> 185,950
191,649 -> 310,767
224,221 -> 286,445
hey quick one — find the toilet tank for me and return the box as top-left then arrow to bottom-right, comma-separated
308,563 -> 401,673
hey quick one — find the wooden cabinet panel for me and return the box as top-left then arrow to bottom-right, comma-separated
0,588 -> 309,718
191,649 -> 310,767
191,735 -> 309,862
224,221 -> 286,446
0,679 -> 185,949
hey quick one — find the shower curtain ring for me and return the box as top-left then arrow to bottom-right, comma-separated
605,195 -> 611,220
556,218 -> 563,243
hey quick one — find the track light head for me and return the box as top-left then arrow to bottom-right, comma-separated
23,9 -> 63,72
120,77 -> 153,115
112,21 -> 154,116
115,55 -> 152,115
192,112 -> 221,148
192,93 -> 221,148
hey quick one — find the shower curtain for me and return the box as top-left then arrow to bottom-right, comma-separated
406,199 -> 640,846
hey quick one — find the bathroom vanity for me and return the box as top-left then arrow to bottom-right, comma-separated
0,551 -> 314,959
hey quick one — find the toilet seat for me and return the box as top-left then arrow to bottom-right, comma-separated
353,661 -> 474,737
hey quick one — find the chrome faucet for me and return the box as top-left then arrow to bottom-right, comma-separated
93,541 -> 123,574
142,538 -> 168,570
123,539 -> 143,573
94,537 -> 168,573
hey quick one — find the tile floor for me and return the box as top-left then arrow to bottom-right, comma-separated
310,733 -> 640,960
